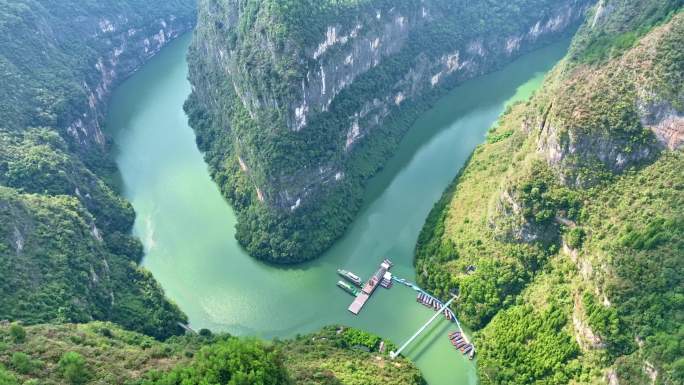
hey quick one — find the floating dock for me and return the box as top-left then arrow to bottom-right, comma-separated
348,259 -> 393,315
348,292 -> 370,314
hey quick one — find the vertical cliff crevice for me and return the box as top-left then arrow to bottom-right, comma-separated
187,0 -> 590,263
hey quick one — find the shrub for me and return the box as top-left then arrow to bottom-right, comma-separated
8,324 -> 26,343
59,352 -> 90,385
342,329 -> 380,351
565,227 -> 585,249
145,338 -> 290,385
0,365 -> 18,385
672,358 -> 684,382
10,352 -> 33,374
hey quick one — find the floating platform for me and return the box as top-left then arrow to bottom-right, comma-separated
380,271 -> 393,288
416,292 -> 457,322
348,293 -> 369,314
347,259 -> 392,315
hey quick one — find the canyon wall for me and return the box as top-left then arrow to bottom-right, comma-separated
67,14 -> 195,149
0,0 -> 196,338
187,0 -> 591,262
413,1 -> 684,383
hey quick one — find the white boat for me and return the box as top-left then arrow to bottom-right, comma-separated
337,269 -> 362,286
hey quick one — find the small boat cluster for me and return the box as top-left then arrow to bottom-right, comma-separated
449,331 -> 475,360
416,292 -> 454,321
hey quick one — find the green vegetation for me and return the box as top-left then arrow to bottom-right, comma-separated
58,352 -> 90,385
415,105 -> 557,328
143,338 -> 289,385
10,352 -> 36,375
569,0 -> 682,64
2,2 -> 424,384
8,325 -> 24,344
0,186 -> 187,339
0,323 -> 421,385
477,299 -> 580,384
579,153 -> 684,374
0,0 -> 195,338
275,327 -> 415,385
415,3 -> 684,384
340,328 -> 381,351
0,0 -> 196,135
188,0 -> 586,263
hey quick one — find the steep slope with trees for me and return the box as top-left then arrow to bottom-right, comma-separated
186,0 -> 591,263
0,0 -> 196,338
0,322 -> 421,385
415,1 -> 683,383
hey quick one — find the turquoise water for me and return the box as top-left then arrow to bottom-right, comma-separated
107,33 -> 569,384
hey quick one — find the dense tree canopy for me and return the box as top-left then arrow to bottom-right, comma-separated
415,3 -> 684,384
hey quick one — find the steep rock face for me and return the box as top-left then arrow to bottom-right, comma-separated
414,2 -> 684,384
0,1 -> 196,152
534,0 -> 684,187
0,0 -> 197,338
0,186 -> 188,338
188,0 -> 590,262
638,98 -> 684,150
67,14 -> 195,149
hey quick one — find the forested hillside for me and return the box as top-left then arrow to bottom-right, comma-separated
0,322 -> 421,385
186,0 -> 591,263
0,0 -> 196,338
415,1 -> 683,384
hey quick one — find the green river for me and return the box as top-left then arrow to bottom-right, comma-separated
107,34 -> 569,385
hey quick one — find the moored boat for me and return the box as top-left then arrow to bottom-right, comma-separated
337,280 -> 359,296
450,331 -> 462,338
337,269 -> 363,286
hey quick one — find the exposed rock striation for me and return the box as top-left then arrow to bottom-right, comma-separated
534,1 -> 684,187
0,0 -> 196,338
0,2 -> 196,152
68,15 -> 195,149
414,3 -> 684,384
188,0 -> 590,262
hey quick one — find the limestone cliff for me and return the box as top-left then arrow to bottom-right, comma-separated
0,0 -> 197,338
534,14 -> 684,187
0,1 -> 196,152
67,13 -> 196,149
413,1 -> 684,383
187,0 -> 590,262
